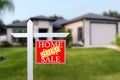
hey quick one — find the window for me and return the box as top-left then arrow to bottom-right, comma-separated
78,27 -> 83,41
12,28 -> 27,43
38,28 -> 48,40
12,28 -> 27,33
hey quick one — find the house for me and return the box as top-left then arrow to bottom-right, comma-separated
63,13 -> 120,47
6,13 -> 120,47
6,15 -> 67,45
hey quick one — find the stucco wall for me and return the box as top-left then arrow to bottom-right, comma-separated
7,21 -> 53,45
7,28 -> 12,44
7,28 -> 27,45
118,22 -> 120,35
83,20 -> 90,46
65,20 -> 84,44
33,20 -> 53,40
64,19 -> 120,47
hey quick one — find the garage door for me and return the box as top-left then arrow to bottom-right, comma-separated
91,23 -> 116,45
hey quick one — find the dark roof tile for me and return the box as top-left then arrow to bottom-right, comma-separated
53,19 -> 68,28
64,13 -> 120,25
6,20 -> 28,28
30,15 -> 55,21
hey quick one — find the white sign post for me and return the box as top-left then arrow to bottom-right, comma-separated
12,20 -> 69,80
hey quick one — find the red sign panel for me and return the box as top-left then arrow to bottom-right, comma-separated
36,40 -> 65,64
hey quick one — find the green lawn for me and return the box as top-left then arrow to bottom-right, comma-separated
0,47 -> 120,80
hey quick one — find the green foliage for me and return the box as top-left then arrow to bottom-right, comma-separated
65,29 -> 72,48
112,34 -> 120,46
0,47 -> 120,80
0,0 -> 14,13
103,10 -> 120,18
0,41 -> 11,47
57,28 -> 65,40
116,34 -> 120,46
12,20 -> 20,24
57,28 -> 72,48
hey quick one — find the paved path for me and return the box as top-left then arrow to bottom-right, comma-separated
103,45 -> 118,50
73,45 -> 118,50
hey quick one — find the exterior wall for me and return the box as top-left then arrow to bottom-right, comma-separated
64,19 -> 91,47
84,20 -> 120,47
83,20 -> 90,47
0,35 -> 7,45
65,19 -> 120,47
118,22 -> 120,35
7,28 -> 12,44
33,20 -> 53,40
7,20 -> 53,45
7,28 -> 27,45
64,20 -> 84,44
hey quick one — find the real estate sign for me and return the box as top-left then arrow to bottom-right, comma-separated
12,20 -> 69,80
36,40 -> 65,64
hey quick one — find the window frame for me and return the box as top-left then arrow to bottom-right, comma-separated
78,27 -> 83,41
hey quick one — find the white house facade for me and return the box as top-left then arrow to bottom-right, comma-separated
6,16 -> 67,45
63,13 -> 120,47
5,13 -> 120,47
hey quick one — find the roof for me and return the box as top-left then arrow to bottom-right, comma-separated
6,20 -> 28,28
6,16 -> 67,28
0,24 -> 5,29
6,15 -> 56,28
63,13 -> 120,25
53,19 -> 68,28
30,15 -> 56,21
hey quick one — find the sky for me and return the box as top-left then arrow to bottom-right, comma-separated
1,0 -> 120,24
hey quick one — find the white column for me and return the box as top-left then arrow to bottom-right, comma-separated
118,22 -> 120,34
48,25 -> 53,40
27,20 -> 33,80
84,20 -> 90,47
7,28 -> 13,44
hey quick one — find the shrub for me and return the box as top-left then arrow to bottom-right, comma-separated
112,34 -> 120,52
112,34 -> 120,46
0,41 -> 12,47
57,28 -> 72,48
65,29 -> 72,48
116,34 -> 120,46
0,56 -> 5,62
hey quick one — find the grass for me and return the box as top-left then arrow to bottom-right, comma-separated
0,47 -> 120,80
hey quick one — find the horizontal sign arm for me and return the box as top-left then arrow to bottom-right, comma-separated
12,33 -> 69,38
34,33 -> 69,37
12,33 -> 28,38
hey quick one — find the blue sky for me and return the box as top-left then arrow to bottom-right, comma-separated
2,0 -> 120,24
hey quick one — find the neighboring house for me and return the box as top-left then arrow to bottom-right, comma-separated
63,13 -> 120,47
6,16 -> 67,45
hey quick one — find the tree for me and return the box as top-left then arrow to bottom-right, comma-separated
0,19 -> 5,34
0,0 -> 14,33
50,15 -> 63,20
0,0 -> 14,14
12,20 -> 20,23
103,10 -> 120,18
